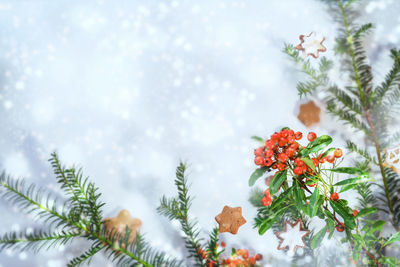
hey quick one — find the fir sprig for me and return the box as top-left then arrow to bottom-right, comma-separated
157,162 -> 205,266
0,154 -> 182,267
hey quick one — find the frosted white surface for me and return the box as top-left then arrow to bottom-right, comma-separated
0,0 -> 399,266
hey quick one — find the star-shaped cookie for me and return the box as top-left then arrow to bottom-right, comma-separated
215,206 -> 246,234
276,220 -> 310,253
295,32 -> 326,58
297,100 -> 321,127
103,209 -> 142,244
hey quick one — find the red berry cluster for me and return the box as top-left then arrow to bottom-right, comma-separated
220,248 -> 263,267
199,243 -> 262,267
254,128 -> 305,171
254,129 -> 343,178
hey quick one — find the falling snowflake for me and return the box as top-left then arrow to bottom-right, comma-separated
276,220 -> 310,253
295,32 -> 326,58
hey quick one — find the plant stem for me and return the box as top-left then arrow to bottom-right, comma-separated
365,111 -> 399,231
337,0 -> 399,231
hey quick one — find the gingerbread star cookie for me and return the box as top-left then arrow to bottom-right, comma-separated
276,220 -> 310,252
295,32 -> 326,58
297,100 -> 321,127
103,209 -> 142,244
215,206 -> 246,234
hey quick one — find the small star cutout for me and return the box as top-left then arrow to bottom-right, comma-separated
276,220 -> 310,253
215,206 -> 246,234
103,209 -> 142,244
384,145 -> 400,173
297,100 -> 321,127
295,32 -> 326,58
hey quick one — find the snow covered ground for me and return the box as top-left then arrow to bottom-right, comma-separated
0,0 -> 399,266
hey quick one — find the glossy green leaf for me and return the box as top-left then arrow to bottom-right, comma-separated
339,184 -> 357,193
293,181 -> 305,210
334,176 -> 373,186
366,220 -> 385,234
356,207 -> 377,218
329,167 -> 367,175
309,187 -> 320,217
384,231 -> 400,247
300,135 -> 332,156
320,147 -> 335,158
301,157 -> 316,171
270,188 -> 292,209
249,167 -> 269,186
329,200 -> 356,229
258,205 -> 289,235
270,170 -> 287,194
311,226 -> 327,249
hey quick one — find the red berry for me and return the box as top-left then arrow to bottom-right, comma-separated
271,133 -> 280,142
278,138 -> 287,147
288,129 -> 295,135
287,135 -> 295,144
264,188 -> 270,197
320,156 -> 327,163
265,141 -> 276,150
336,222 -> 345,232
295,158 -> 304,166
265,149 -> 274,158
294,166 -> 303,175
249,257 -> 256,265
272,164 -> 277,169
220,241 -> 226,247
330,192 -> 339,201
277,163 -> 287,171
334,148 -> 343,158
254,156 -> 264,166
295,131 -> 303,140
312,158 -> 319,167
242,249 -> 249,259
280,129 -> 288,138
285,148 -> 296,157
307,132 -> 317,142
262,196 -> 272,206
353,209 -> 358,217
327,154 -> 335,163
255,254 -> 263,261
264,158 -> 273,167
290,142 -> 299,150
254,147 -> 263,157
278,153 -> 288,163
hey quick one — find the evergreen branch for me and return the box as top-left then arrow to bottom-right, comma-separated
346,141 -> 376,164
248,187 -> 264,208
206,227 -> 220,260
374,49 -> 400,108
157,162 -> 204,266
326,101 -> 369,134
0,229 -> 81,253
67,244 -> 103,267
328,85 -> 363,114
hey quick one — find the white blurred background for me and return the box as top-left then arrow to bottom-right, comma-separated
0,0 -> 399,266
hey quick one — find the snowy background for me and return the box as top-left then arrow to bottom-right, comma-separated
0,0 -> 400,266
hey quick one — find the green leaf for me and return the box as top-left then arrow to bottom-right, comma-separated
258,205 -> 289,235
384,231 -> 400,247
270,188 -> 292,210
301,135 -> 332,156
329,167 -> 367,175
366,220 -> 385,234
249,167 -> 268,186
293,181 -> 305,210
379,257 -> 399,267
269,170 -> 287,194
320,147 -> 335,158
251,136 -> 265,145
339,184 -> 357,193
309,187 -> 320,217
325,218 -> 335,239
301,157 -> 316,171
311,226 -> 327,249
329,200 -> 356,229
356,207 -> 377,218
334,176 -> 374,186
